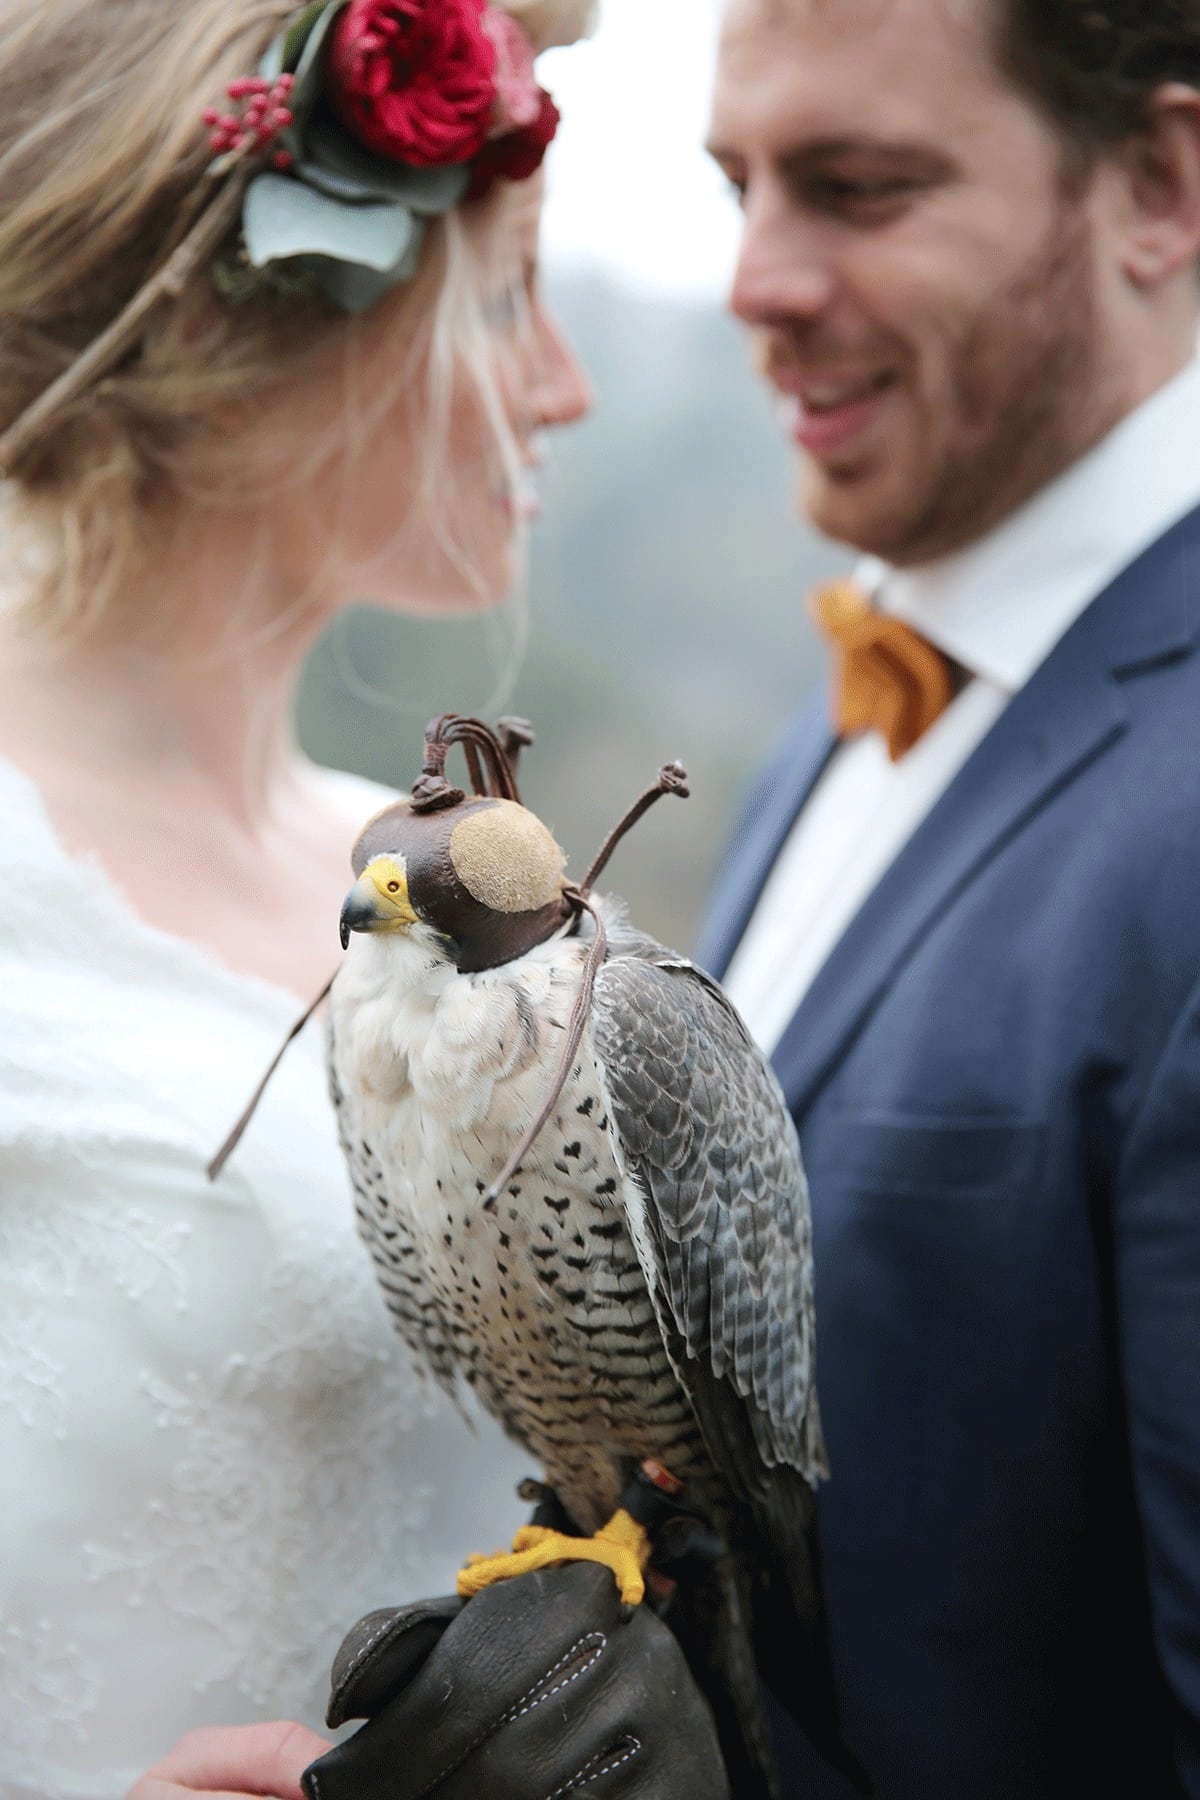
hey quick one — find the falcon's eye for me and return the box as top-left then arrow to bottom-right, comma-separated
387,881 -> 401,894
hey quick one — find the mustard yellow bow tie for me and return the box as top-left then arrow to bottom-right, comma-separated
809,579 -> 959,763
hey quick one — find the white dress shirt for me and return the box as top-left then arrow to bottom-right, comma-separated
724,355 -> 1200,1055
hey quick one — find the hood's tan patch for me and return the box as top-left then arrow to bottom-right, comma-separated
450,800 -> 567,914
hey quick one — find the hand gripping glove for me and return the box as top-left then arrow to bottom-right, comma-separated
301,1563 -> 731,1800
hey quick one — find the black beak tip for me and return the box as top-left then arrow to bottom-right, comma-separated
340,896 -> 378,950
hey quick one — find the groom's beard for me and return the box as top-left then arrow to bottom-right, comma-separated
753,185 -> 1121,567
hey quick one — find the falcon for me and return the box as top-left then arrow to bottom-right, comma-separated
326,716 -> 862,1799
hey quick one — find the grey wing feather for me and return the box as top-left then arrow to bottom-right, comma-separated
590,949 -> 827,1487
590,948 -> 868,1790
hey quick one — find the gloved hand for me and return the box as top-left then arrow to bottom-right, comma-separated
301,1563 -> 730,1800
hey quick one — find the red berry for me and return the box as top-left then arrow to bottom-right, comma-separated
276,73 -> 295,93
271,108 -> 293,127
272,149 -> 293,170
202,106 -> 220,125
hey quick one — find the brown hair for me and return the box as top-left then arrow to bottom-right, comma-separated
0,0 -> 592,643
994,0 -> 1200,148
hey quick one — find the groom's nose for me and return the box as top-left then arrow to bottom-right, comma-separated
729,188 -> 837,331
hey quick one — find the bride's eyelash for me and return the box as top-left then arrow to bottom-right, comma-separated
484,270 -> 539,334
483,285 -> 521,329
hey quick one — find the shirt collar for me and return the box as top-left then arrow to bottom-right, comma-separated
855,355 -> 1200,693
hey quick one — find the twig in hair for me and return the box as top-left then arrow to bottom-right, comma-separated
0,158 -> 252,480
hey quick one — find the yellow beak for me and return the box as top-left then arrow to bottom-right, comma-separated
339,859 -> 420,949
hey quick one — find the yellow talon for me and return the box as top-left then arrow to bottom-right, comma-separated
457,1507 -> 651,1607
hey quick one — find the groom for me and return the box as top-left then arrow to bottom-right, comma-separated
700,1 -> 1200,1796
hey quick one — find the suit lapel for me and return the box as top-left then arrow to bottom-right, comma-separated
699,704 -> 836,978
771,510 -> 1200,1120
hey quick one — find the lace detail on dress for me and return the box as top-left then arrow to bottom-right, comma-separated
0,1141 -> 194,1443
0,1304 -> 69,1438
3,1148 -> 195,1307
79,1218 -> 439,1712
1,1126 -> 472,1785
0,1620 -> 101,1750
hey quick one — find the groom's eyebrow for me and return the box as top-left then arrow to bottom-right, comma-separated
706,134 -> 958,179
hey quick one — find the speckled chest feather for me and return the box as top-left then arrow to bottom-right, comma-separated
328,926 -> 707,1529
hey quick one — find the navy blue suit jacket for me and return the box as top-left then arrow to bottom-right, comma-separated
699,502 -> 1200,1798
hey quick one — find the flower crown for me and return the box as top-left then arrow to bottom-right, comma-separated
0,0 -> 560,478
212,0 -> 561,311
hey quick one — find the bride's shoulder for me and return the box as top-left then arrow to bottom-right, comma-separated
0,753 -> 58,866
305,761 -> 406,845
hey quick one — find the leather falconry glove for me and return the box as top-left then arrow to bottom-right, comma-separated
301,1564 -> 731,1800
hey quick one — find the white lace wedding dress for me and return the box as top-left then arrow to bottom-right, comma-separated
0,756 -> 528,1799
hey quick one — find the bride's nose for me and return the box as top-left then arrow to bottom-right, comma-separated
526,304 -> 592,430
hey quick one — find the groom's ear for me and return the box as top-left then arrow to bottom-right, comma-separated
1111,83 -> 1200,290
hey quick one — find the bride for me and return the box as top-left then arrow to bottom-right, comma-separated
0,1 -> 614,1793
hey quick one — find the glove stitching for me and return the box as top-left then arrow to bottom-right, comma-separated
413,1631 -> 608,1799
508,1631 -> 606,1722
333,1608 -> 429,1705
543,1735 -> 642,1799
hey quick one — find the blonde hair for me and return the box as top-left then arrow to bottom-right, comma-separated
0,0 -> 593,646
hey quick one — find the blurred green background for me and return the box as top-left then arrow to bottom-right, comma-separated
298,276 -> 848,950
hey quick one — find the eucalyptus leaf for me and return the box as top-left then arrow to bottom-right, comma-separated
288,0 -> 350,127
258,35 -> 285,84
298,123 -> 472,211
283,0 -> 342,74
257,0 -> 345,111
243,172 -> 420,275
313,234 -> 424,311
261,0 -> 326,83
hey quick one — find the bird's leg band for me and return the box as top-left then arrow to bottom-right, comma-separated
621,1461 -> 726,1589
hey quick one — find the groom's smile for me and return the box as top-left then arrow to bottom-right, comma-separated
767,362 -> 899,460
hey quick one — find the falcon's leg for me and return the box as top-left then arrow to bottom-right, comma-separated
457,1461 -> 704,1610
514,1475 -> 586,1537
458,1507 -> 651,1607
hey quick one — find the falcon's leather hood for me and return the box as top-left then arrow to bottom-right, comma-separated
349,796 -> 574,975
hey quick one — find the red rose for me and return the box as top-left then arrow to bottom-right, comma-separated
326,0 -> 497,167
469,87 -> 560,197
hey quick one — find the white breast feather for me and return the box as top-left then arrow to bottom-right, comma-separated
331,930 -> 587,1228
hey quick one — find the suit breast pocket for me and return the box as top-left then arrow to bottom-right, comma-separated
803,1110 -> 1057,1393
812,1110 -> 1047,1203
